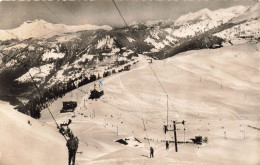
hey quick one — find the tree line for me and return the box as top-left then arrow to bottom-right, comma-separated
17,74 -> 97,119
17,63 -> 132,119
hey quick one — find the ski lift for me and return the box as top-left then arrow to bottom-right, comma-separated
60,101 -> 77,113
163,125 -> 168,134
191,136 -> 202,145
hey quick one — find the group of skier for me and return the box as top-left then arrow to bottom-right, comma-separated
64,135 -> 169,164
149,141 -> 169,158
65,134 -> 169,164
61,120 -> 171,164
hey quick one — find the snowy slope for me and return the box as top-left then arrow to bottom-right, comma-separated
42,50 -> 65,61
213,3 -> 260,45
141,4 -> 259,54
0,101 -> 67,165
214,19 -> 260,45
0,19 -> 112,41
16,63 -> 55,83
172,5 -> 250,38
232,3 -> 260,23
40,43 -> 260,165
174,8 -> 212,26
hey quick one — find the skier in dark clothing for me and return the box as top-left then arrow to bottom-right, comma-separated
166,141 -> 169,150
66,133 -> 79,165
150,147 -> 154,158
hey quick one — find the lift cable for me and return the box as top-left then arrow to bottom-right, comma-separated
112,0 -> 128,27
142,118 -> 151,147
111,0 -> 171,128
40,1 -> 63,23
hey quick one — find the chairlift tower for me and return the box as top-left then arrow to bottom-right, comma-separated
163,120 -> 186,152
167,95 -> 168,126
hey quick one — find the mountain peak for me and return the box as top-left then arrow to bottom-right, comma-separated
174,8 -> 211,26
250,2 -> 260,12
0,19 -> 112,41
231,3 -> 260,23
174,5 -> 252,27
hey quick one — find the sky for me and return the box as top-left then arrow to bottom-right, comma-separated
0,0 -> 258,30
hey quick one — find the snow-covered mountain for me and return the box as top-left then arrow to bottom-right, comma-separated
0,3 -> 259,117
170,6 -> 249,38
175,5 -> 249,26
213,3 -> 260,45
159,4 -> 259,39
0,4 -> 260,165
0,19 -> 112,41
138,3 -> 259,56
232,3 -> 260,23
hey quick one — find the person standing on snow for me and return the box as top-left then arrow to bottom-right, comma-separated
150,146 -> 154,158
66,133 -> 79,165
166,141 -> 169,150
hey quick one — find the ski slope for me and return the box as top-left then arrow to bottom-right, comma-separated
38,43 -> 260,165
2,43 -> 259,164
0,101 -> 67,165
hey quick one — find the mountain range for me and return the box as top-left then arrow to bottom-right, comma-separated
0,19 -> 112,41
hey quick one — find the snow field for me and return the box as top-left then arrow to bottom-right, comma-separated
0,101 -> 67,165
40,43 -> 260,164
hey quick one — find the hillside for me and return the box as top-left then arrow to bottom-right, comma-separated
0,101 -> 67,165
39,43 -> 260,165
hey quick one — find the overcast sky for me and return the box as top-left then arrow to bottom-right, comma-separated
0,0 -> 258,30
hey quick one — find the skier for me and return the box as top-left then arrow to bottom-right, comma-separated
66,133 -> 79,165
166,141 -> 169,150
150,146 -> 154,158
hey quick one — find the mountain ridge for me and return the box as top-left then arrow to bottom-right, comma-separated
0,19 -> 112,41
1,3 -> 259,42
